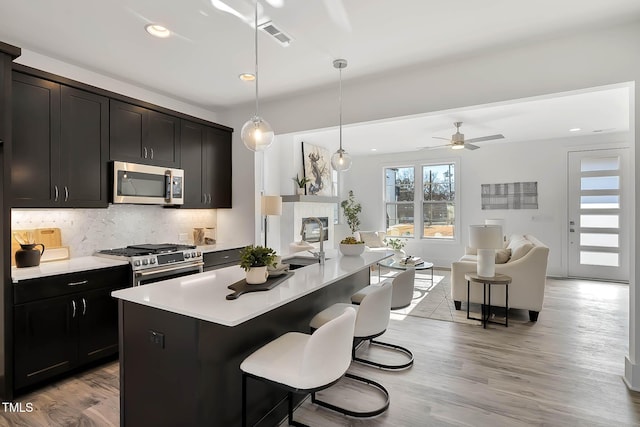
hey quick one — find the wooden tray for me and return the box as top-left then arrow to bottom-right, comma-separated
226,272 -> 294,300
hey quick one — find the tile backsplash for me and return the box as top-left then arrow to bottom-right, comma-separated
12,205 -> 217,257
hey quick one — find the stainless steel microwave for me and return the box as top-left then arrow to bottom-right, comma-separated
112,161 -> 184,205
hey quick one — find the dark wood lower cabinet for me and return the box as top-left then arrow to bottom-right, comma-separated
13,266 -> 129,392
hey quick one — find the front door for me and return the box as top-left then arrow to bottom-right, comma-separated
567,149 -> 629,282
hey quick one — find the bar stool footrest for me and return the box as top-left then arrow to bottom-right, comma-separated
353,340 -> 414,370
311,373 -> 390,418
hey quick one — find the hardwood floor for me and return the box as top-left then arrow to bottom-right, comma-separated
2,276 -> 639,426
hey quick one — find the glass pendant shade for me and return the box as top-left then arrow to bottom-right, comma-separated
241,115 -> 274,151
331,148 -> 352,171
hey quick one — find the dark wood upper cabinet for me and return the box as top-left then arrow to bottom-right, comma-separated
12,73 -> 108,208
110,100 -> 180,168
179,120 -> 232,208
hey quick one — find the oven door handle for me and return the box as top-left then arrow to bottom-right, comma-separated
134,262 -> 204,277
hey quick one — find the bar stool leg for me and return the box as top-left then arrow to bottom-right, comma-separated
242,373 -> 247,427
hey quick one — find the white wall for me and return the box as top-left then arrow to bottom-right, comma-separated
342,134 -> 630,276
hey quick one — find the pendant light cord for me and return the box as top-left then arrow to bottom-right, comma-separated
254,0 -> 259,117
338,65 -> 343,151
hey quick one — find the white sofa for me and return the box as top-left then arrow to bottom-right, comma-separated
451,234 -> 549,321
354,231 -> 390,252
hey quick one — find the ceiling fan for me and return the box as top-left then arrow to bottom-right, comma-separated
431,122 -> 504,150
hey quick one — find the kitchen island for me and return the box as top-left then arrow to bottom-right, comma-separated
112,250 -> 391,427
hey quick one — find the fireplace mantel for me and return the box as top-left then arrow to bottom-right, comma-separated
281,195 -> 339,203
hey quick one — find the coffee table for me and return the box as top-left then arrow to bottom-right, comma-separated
377,258 -> 434,282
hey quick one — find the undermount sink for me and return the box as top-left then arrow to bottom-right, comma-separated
283,256 -> 328,270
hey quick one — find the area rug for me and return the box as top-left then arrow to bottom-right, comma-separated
373,268 -> 529,326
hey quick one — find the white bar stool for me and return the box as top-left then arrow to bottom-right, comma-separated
240,306 -> 356,427
308,281 -> 393,418
350,268 -> 415,369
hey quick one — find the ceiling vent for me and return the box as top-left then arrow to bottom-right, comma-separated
258,21 -> 292,46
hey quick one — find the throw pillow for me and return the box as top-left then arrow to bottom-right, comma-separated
359,231 -> 385,248
510,242 -> 533,262
495,248 -> 511,264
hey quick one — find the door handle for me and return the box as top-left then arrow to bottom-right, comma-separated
54,185 -> 59,202
64,186 -> 69,202
150,148 -> 154,159
143,147 -> 148,158
67,280 -> 88,287
570,228 -> 575,232
71,300 -> 76,318
81,298 -> 87,316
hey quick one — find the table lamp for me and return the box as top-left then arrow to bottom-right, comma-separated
469,224 -> 503,277
484,218 -> 506,242
261,195 -> 282,247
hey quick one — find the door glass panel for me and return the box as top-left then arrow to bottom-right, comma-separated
580,251 -> 619,267
580,156 -> 619,172
580,233 -> 619,248
580,215 -> 619,228
580,195 -> 619,209
580,176 -> 619,190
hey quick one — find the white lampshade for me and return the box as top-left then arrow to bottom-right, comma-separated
469,224 -> 503,277
469,225 -> 503,249
261,195 -> 282,216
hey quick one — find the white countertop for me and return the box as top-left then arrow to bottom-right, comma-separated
112,250 -> 392,327
12,256 -> 129,283
197,242 -> 249,253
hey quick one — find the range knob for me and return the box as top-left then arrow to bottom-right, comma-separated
150,258 -> 156,264
185,252 -> 191,259
191,252 -> 198,258
133,260 -> 141,266
142,259 -> 149,265
196,251 -> 202,257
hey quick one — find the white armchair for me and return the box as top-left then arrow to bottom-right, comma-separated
451,234 -> 549,321
354,231 -> 389,253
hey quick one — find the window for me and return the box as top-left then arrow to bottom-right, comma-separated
384,167 -> 415,237
384,162 -> 456,240
423,163 -> 455,239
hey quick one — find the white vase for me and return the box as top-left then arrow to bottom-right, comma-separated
246,266 -> 269,284
392,249 -> 406,261
339,243 -> 365,256
296,187 -> 305,195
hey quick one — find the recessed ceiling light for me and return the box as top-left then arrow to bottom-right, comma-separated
145,24 -> 171,38
371,148 -> 377,152
569,127 -> 581,132
239,73 -> 255,81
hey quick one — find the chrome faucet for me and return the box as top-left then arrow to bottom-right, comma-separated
300,217 -> 325,265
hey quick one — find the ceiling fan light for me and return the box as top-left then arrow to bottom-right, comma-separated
451,144 -> 465,150
331,148 -> 352,171
241,115 -> 274,151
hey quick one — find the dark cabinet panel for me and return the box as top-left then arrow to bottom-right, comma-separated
14,295 -> 77,389
180,120 -> 205,207
179,120 -> 232,209
11,73 -> 108,207
207,127 -> 232,208
77,287 -> 120,364
60,86 -> 109,207
110,100 -> 180,168
203,248 -> 242,271
11,73 -> 60,206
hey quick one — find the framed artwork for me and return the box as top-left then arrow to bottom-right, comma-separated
302,142 -> 332,196
481,181 -> 538,209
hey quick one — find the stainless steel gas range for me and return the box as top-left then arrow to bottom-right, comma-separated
96,243 -> 204,286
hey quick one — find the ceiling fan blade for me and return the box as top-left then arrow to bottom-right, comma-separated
421,143 -> 452,150
464,143 -> 480,150
466,134 -> 504,143
432,136 -> 450,141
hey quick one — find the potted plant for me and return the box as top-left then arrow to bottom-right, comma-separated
239,245 -> 278,284
339,236 -> 365,256
384,237 -> 407,260
292,174 -> 310,195
340,190 -> 362,234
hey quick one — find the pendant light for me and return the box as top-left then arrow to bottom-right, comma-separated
330,59 -> 351,171
241,1 -> 274,152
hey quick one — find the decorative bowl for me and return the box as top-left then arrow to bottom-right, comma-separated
339,243 -> 365,256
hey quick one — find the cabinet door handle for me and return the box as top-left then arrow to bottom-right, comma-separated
54,185 -> 59,202
64,186 -> 69,202
67,280 -> 88,287
207,194 -> 211,204
72,300 -> 76,318
82,298 -> 87,316
150,148 -> 154,159
143,147 -> 148,158
202,193 -> 206,204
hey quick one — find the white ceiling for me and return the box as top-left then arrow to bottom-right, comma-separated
0,0 -> 636,153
